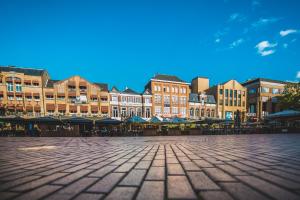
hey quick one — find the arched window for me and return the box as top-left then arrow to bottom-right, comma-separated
189,108 -> 194,117
195,108 -> 200,117
137,108 -> 142,117
211,110 -> 215,117
201,109 -> 204,117
207,109 -> 211,117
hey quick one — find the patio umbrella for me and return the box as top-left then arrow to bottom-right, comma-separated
149,116 -> 162,124
170,117 -> 187,124
27,116 -> 62,124
266,110 -> 300,119
95,118 -> 122,125
61,117 -> 94,125
0,116 -> 27,123
126,116 -> 147,123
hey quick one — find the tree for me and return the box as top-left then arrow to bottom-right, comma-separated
278,82 -> 300,111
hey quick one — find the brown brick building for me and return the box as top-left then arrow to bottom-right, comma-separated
145,74 -> 190,118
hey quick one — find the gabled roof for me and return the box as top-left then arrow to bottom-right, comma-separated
45,79 -> 60,88
110,86 -> 120,92
242,78 -> 286,86
152,74 -> 187,83
143,88 -> 152,95
0,66 -> 47,76
123,88 -> 140,95
94,82 -> 108,91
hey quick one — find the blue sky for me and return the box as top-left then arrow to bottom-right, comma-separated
0,0 -> 299,92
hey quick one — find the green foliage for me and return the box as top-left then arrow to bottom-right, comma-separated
278,82 -> 300,110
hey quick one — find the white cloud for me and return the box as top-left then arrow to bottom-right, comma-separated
228,13 -> 246,22
252,17 -> 280,28
255,41 -> 277,56
280,29 -> 298,37
229,38 -> 244,48
297,71 -> 300,79
252,0 -> 260,8
215,38 -> 221,43
283,43 -> 288,48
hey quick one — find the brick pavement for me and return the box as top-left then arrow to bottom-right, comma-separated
0,134 -> 300,200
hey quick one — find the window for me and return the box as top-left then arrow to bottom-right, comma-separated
172,87 -> 175,93
234,90 -> 237,98
225,98 -> 228,106
172,96 -> 178,104
261,87 -> 269,93
219,89 -> 223,95
219,100 -> 223,105
16,84 -> 22,92
172,107 -> 178,114
46,95 -> 54,100
112,107 -> 119,117
155,106 -> 161,114
181,87 -> 186,94
145,108 -> 151,118
238,90 -> 241,98
234,100 -> 237,106
242,101 -> 245,107
175,87 -> 178,93
16,96 -> 23,101
144,97 -> 151,104
157,86 -> 161,91
201,109 -> 204,116
137,108 -> 142,116
7,83 -> 13,92
180,97 -> 186,105
121,107 -> 126,117
249,104 -> 256,113
180,108 -> 186,116
112,95 -> 118,102
272,88 -> 279,94
164,95 -> 170,105
190,108 -> 194,116
163,107 -> 170,114
230,99 -> 233,106
154,95 -> 162,103
122,96 -> 126,102
249,88 -> 256,94
230,90 -> 233,97
8,95 -> 14,100
195,108 -> 200,116
225,89 -> 228,97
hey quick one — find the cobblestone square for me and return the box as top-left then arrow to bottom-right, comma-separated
0,134 -> 300,200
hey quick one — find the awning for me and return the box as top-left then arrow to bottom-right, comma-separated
57,93 -> 65,97
79,82 -> 87,87
34,105 -> 41,112
16,106 -> 23,111
33,93 -> 40,97
69,105 -> 77,112
90,94 -> 98,99
149,116 -> 162,123
14,79 -> 21,84
68,81 -> 76,86
46,104 -> 55,110
68,92 -> 76,97
7,92 -> 14,96
24,80 -> 31,84
25,92 -> 32,97
266,110 -> 300,119
101,106 -> 109,113
27,116 -> 62,124
80,106 -> 88,112
91,106 -> 98,112
58,104 -> 66,111
26,105 -> 33,111
15,93 -> 23,97
45,92 -> 54,96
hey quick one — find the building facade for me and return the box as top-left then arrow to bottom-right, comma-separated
242,78 -> 286,120
206,80 -> 247,121
145,74 -> 190,118
109,87 -> 144,120
0,66 -> 49,116
43,76 -> 109,117
188,93 -> 217,120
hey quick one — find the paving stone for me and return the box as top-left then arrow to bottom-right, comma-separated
11,173 -> 68,191
181,161 -> 201,171
88,165 -> 117,178
199,191 -> 234,200
221,182 -> 270,200
105,187 -> 137,200
135,160 -> 151,169
53,169 -> 92,185
88,173 -> 125,193
73,193 -> 104,200
168,176 -> 197,199
193,159 -> 214,168
114,163 -> 135,173
146,166 -> 165,180
152,159 -> 165,167
14,185 -> 61,200
204,168 -> 235,182
237,175 -> 299,200
136,181 -> 164,200
119,169 -> 147,186
187,171 -> 220,190
167,163 -> 185,175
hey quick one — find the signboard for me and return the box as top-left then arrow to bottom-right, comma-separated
225,111 -> 233,120
246,113 -> 256,117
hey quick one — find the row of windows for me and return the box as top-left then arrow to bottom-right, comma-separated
219,89 -> 245,97
111,107 -> 150,118
190,108 -> 215,117
154,106 -> 186,115
248,87 -> 283,94
111,95 -> 144,103
154,85 -> 187,94
154,95 -> 187,104
219,99 -> 245,107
